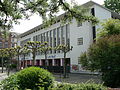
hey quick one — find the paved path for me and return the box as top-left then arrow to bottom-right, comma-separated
0,67 -> 102,84
53,73 -> 102,84
0,73 -> 8,81
0,67 -> 15,81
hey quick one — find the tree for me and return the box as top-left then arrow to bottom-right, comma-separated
97,19 -> 120,38
24,41 -> 41,66
0,49 -> 7,73
5,48 -> 16,76
0,28 -> 11,40
39,42 -> 52,68
104,0 -> 120,13
0,0 -> 98,28
14,46 -> 22,71
20,47 -> 31,68
80,35 -> 120,87
56,44 -> 73,78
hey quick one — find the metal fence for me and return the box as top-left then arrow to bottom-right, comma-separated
27,65 -> 70,73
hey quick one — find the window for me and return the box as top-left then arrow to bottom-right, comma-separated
4,42 -> 8,48
77,38 -> 83,45
41,34 -> 43,43
33,36 -> 36,41
91,8 -> 95,16
50,30 -> 52,54
38,35 -> 41,41
78,57 -> 81,64
77,22 -> 82,27
53,29 -> 56,53
92,26 -> 96,41
66,24 -> 70,46
43,33 -> 45,42
46,32 -> 49,42
0,42 -> 2,48
20,38 -> 31,47
62,37 -> 65,44
57,27 -> 60,53
12,43 -> 14,47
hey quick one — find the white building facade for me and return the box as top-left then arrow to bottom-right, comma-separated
18,1 -> 120,72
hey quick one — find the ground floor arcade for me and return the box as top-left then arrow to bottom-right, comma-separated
20,58 -> 70,73
21,58 -> 70,67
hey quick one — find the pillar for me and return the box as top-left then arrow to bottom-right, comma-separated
30,60 -> 32,65
40,60 -> 41,66
52,59 -> 55,66
60,58 -> 63,66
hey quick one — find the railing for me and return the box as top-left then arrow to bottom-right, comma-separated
27,65 -> 70,73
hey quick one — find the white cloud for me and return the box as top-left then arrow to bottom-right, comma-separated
13,0 -> 104,33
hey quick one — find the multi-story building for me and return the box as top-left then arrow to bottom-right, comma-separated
18,1 -> 120,72
0,31 -> 19,49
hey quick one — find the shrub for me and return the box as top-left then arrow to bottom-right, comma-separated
10,64 -> 17,69
80,35 -> 120,87
80,52 -> 89,70
0,74 -> 19,90
50,83 -> 107,90
0,67 -> 54,90
16,67 -> 54,90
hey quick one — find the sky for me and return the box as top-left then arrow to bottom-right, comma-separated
13,0 -> 104,33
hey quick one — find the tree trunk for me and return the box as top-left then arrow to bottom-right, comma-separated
17,55 -> 19,71
63,52 -> 67,78
1,57 -> 4,73
23,55 -> 26,68
32,52 -> 36,66
45,52 -> 48,69
8,57 -> 12,76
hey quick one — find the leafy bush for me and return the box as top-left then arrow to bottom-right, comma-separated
97,19 -> 120,38
0,67 -> 54,90
17,67 -> 54,90
0,74 -> 19,90
80,35 -> 120,87
10,64 -> 17,69
79,52 -> 89,70
50,83 -> 107,90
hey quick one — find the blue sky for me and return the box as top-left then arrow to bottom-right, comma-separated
13,0 -> 104,33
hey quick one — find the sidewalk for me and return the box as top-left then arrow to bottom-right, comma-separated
0,67 -> 101,84
0,67 -> 16,81
0,73 -> 8,81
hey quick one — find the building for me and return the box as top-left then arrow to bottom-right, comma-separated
11,32 -> 19,48
0,31 -> 19,49
18,1 -> 120,72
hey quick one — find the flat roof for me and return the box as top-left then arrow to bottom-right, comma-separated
18,1 -> 120,38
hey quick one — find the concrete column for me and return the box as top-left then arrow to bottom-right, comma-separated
60,58 -> 63,66
30,60 -> 32,65
40,60 -> 41,66
25,60 -> 27,67
52,59 -> 55,66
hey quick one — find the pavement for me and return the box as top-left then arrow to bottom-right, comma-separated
53,73 -> 102,84
0,67 -> 8,81
0,67 -> 102,84
0,67 -> 16,81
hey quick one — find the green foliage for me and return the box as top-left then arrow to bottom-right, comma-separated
50,83 -> 107,90
80,35 -> 120,87
0,0 -> 98,28
0,74 -> 19,90
16,67 -> 54,90
98,19 -> 120,38
104,0 -> 120,13
80,52 -> 89,70
0,67 -> 54,90
10,64 -> 17,69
